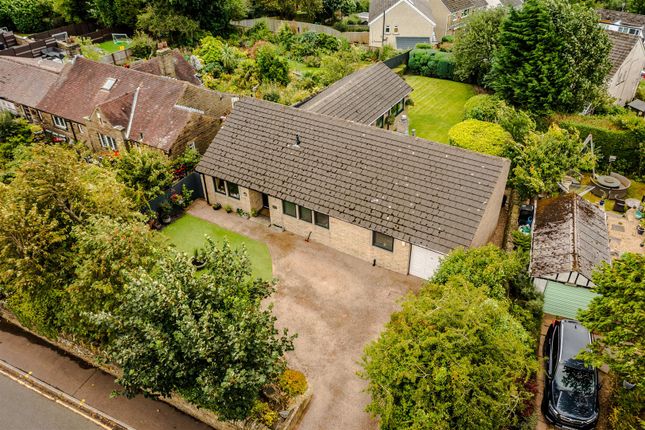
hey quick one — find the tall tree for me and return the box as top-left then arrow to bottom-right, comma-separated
108,240 -> 294,420
361,278 -> 536,430
453,7 -> 508,86
489,0 -> 611,114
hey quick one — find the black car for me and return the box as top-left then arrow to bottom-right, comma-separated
542,319 -> 599,429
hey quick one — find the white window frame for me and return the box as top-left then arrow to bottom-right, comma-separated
52,115 -> 67,129
98,133 -> 117,150
385,25 -> 391,34
77,124 -> 85,134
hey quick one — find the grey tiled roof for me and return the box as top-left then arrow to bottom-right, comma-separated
197,98 -> 510,253
369,0 -> 435,23
628,98 -> 645,111
530,193 -> 610,280
299,63 -> 412,125
606,29 -> 642,75
598,8 -> 645,27
441,0 -> 487,12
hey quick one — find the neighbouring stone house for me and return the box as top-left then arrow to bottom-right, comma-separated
530,193 -> 611,319
0,56 -> 234,156
130,49 -> 201,86
605,29 -> 645,105
368,0 -> 492,48
197,97 -> 510,278
599,9 -> 645,39
0,56 -> 64,121
298,62 -> 412,129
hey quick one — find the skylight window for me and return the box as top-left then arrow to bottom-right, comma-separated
101,78 -> 117,90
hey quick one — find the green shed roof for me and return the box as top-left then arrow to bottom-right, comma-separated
543,281 -> 598,319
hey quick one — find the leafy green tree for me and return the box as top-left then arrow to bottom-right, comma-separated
432,245 -> 543,337
510,125 -> 592,198
453,7 -> 507,86
256,43 -> 290,85
489,0 -> 611,114
195,36 -> 246,76
111,148 -> 174,207
137,6 -> 203,46
90,0 -> 145,27
361,278 -> 536,430
52,0 -> 90,23
0,112 -> 35,177
463,95 -> 536,142
108,240 -> 294,420
129,31 -> 157,59
448,119 -> 513,156
577,253 -> 644,428
319,49 -> 360,85
0,0 -> 60,33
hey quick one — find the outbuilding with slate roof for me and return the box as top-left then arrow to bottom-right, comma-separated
530,193 -> 611,319
197,97 -> 510,277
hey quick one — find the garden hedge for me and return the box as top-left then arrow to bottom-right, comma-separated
407,48 -> 456,80
448,119 -> 512,156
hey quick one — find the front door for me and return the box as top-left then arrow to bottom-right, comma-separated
262,193 -> 269,208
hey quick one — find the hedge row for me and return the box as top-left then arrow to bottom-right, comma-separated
407,48 -> 456,80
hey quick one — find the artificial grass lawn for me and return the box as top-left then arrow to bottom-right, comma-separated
404,75 -> 476,144
161,214 -> 273,280
98,40 -> 131,54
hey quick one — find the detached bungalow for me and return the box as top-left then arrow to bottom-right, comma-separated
197,97 -> 510,278
299,62 -> 412,129
605,29 -> 645,105
599,9 -> 645,38
530,194 -> 611,319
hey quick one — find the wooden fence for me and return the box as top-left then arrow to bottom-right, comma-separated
29,22 -> 101,41
232,17 -> 369,44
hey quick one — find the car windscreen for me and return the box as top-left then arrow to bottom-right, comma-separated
554,363 -> 595,396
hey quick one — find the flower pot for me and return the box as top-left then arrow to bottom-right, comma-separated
192,259 -> 206,270
637,225 -> 644,235
161,215 -> 172,224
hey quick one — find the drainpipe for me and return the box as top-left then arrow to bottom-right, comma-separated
381,8 -> 386,47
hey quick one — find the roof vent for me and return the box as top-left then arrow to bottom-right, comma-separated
290,134 -> 301,149
101,78 -> 117,91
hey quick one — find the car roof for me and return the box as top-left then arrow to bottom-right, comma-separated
559,320 -> 592,363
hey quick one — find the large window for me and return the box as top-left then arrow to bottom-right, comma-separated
283,201 -> 297,217
98,133 -> 117,150
53,115 -> 67,129
373,231 -> 394,252
226,181 -> 240,199
214,177 -> 226,194
298,206 -> 312,223
314,212 -> 329,229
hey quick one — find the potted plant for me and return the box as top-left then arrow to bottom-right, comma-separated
212,202 -> 222,210
159,201 -> 172,224
250,208 -> 258,217
192,248 -> 207,270
224,204 -> 233,213
637,219 -> 645,235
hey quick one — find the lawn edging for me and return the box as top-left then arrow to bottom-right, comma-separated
0,306 -> 311,430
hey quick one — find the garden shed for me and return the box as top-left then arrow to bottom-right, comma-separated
530,193 -> 611,319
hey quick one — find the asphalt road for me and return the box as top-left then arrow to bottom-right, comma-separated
0,371 -> 104,430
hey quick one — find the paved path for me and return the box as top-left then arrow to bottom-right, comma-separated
189,200 -> 423,430
0,319 -> 211,430
0,371 -> 104,430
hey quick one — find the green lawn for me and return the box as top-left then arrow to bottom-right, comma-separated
404,75 -> 476,144
288,60 -> 321,74
98,40 -> 131,54
161,214 -> 273,280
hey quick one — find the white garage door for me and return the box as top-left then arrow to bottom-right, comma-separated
409,245 -> 444,280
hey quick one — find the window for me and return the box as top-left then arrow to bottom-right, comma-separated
22,107 -> 33,122
376,116 -> 385,128
214,177 -> 226,194
226,181 -> 239,199
314,212 -> 329,229
283,200 -> 297,217
98,133 -> 117,150
52,115 -> 67,129
298,206 -> 312,223
393,25 -> 399,34
101,78 -> 117,90
37,110 -> 43,121
189,141 -> 196,150
373,231 -> 394,252
77,124 -> 85,134
385,25 -> 390,34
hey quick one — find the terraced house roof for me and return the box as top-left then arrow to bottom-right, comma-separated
531,193 -> 611,280
0,57 -> 63,107
299,62 -> 412,125
598,8 -> 645,27
197,97 -> 510,254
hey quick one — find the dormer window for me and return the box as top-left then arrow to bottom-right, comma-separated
101,78 -> 117,90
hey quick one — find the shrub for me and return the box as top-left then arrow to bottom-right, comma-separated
256,43 -> 290,85
441,35 -> 454,43
224,204 -> 232,213
279,369 -> 307,397
511,230 -> 531,252
251,401 -> 279,426
464,94 -> 536,142
414,42 -> 434,49
130,31 -> 156,59
407,48 -> 456,80
448,119 -> 513,156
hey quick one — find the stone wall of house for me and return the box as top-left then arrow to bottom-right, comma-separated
471,160 -> 511,247
269,196 -> 411,274
38,111 -> 78,142
170,114 -> 222,157
83,112 -> 127,153
203,175 -> 254,213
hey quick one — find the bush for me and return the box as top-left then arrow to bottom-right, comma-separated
256,43 -> 290,85
464,94 -> 536,142
448,119 -> 513,156
361,278 -> 536,429
414,42 -> 433,49
130,31 -> 156,59
441,35 -> 454,43
251,401 -> 279,426
278,369 -> 307,397
1,0 -> 60,33
407,48 -> 456,80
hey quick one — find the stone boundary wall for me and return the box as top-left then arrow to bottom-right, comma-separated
0,307 -> 312,430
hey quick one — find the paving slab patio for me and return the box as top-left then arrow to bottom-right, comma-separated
188,200 -> 423,430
